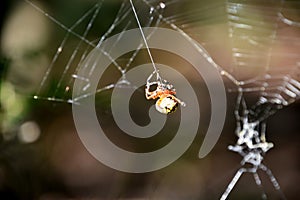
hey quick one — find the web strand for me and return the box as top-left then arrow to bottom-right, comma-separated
129,0 -> 161,82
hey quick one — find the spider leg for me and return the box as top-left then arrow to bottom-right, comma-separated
146,71 -> 156,83
147,70 -> 161,84
234,89 -> 243,122
234,89 -> 244,135
145,91 -> 158,100
146,81 -> 159,90
253,172 -> 267,200
260,164 -> 287,200
145,81 -> 160,99
260,122 -> 267,143
173,95 -> 186,106
220,168 -> 247,200
146,90 -> 166,100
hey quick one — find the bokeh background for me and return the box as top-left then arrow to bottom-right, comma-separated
0,0 -> 299,199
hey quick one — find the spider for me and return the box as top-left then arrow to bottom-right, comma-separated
145,72 -> 185,114
221,92 -> 285,200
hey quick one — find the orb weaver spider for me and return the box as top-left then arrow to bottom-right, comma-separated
145,71 -> 186,114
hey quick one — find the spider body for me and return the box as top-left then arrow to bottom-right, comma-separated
145,79 -> 185,114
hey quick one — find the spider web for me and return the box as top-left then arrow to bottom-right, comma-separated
221,0 -> 300,199
25,0 -> 230,104
166,0 -> 299,198
24,0 -> 163,103
18,0 -> 300,199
